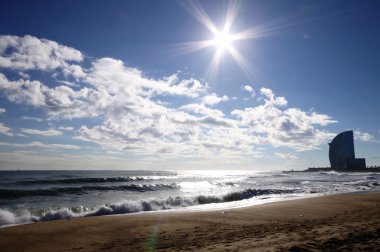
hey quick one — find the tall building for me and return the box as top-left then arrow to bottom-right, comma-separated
329,130 -> 366,169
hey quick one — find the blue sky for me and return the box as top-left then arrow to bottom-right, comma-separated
0,0 -> 379,170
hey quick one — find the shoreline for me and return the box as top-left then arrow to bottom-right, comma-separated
2,188 -> 379,229
1,192 -> 380,251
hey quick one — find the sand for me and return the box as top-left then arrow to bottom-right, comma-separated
1,192 -> 380,251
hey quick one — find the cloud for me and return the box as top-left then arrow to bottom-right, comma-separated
0,35 -> 83,71
20,116 -> 43,122
201,93 -> 229,106
0,123 -> 13,136
0,108 -> 5,113
274,152 -> 298,161
232,88 -> 336,151
241,85 -> 255,98
260,87 -> 287,106
59,126 -> 74,131
0,141 -> 79,150
180,103 -> 224,117
242,85 -> 253,93
21,128 -> 63,136
18,72 -> 30,79
354,130 -> 374,142
0,73 -> 45,106
0,34 -> 338,160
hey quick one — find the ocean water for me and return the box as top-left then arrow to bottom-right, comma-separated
0,170 -> 379,227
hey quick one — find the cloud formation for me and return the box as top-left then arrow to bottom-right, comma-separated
21,128 -> 63,136
0,35 -> 339,161
274,152 -> 298,161
0,123 -> 13,136
354,130 -> 374,142
242,84 -> 255,99
0,35 -> 82,71
0,141 -> 79,150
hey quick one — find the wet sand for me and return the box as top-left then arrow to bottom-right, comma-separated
1,192 -> 380,251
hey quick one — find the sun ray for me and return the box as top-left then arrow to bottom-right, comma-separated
181,0 -> 219,35
176,1 -> 264,82
224,0 -> 240,33
227,46 -> 255,81
172,40 -> 215,54
206,49 -> 223,82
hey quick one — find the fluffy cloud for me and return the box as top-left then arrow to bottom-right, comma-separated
0,141 -> 79,150
201,93 -> 229,106
0,73 -> 45,106
242,85 -> 255,98
21,128 -> 63,136
0,123 -> 13,136
59,126 -> 74,131
243,85 -> 253,92
0,35 -> 338,159
0,35 -> 83,71
232,88 -> 336,151
274,152 -> 298,161
20,116 -> 43,122
0,108 -> 5,113
354,130 -> 374,142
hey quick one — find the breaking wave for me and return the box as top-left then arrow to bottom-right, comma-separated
0,183 -> 178,200
12,176 -> 150,185
0,188 -> 296,227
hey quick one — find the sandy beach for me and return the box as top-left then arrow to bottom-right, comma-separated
1,192 -> 380,251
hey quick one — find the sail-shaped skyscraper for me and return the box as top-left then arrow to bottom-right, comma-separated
329,130 -> 366,169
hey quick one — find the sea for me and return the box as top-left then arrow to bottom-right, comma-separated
1,169 -> 379,227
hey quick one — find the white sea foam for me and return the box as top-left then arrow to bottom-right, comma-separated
0,208 -> 38,226
1,170 -> 379,228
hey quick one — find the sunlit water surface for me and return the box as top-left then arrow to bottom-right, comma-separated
0,169 -> 379,227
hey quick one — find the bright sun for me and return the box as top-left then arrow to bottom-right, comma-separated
180,1 -> 258,80
212,29 -> 232,51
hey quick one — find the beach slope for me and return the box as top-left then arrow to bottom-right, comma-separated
1,193 -> 380,251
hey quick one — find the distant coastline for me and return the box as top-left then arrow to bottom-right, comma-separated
285,166 -> 380,173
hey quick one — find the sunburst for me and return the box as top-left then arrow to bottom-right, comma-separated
177,0 -> 261,81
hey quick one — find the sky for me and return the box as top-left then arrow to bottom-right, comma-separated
0,0 -> 379,171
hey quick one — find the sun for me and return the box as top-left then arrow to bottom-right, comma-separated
178,1 -> 261,80
212,29 -> 233,52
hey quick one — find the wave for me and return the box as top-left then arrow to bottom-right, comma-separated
0,188 -> 297,227
0,183 -> 178,200
12,176 -> 150,186
210,181 -> 235,187
195,188 -> 297,204
343,180 -> 378,188
0,209 -> 39,226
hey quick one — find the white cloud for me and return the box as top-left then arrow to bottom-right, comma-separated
0,73 -> 45,107
21,128 -> 63,136
0,35 -> 83,71
0,108 -> 5,113
0,34 -> 338,160
57,80 -> 80,88
274,152 -> 298,161
180,103 -> 225,117
0,123 -> 13,136
0,141 -> 79,150
260,87 -> 287,106
59,126 -> 74,131
232,88 -> 336,151
242,85 -> 253,92
242,85 -> 255,97
20,116 -> 43,122
201,93 -> 229,106
18,72 -> 30,79
354,130 -> 374,142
